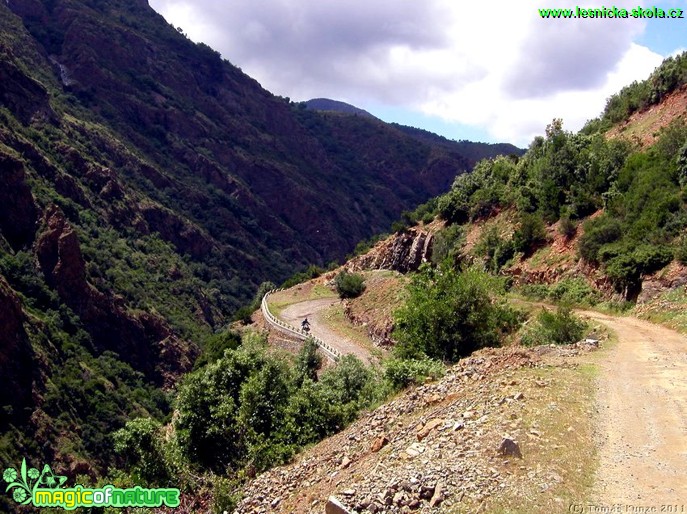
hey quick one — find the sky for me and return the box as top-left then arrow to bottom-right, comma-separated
148,0 -> 686,146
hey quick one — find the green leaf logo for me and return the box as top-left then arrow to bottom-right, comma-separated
3,458 -> 67,505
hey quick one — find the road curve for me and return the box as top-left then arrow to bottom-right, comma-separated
582,311 -> 687,504
279,298 -> 373,364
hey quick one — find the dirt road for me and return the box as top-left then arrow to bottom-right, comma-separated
280,298 -> 373,363
582,311 -> 687,504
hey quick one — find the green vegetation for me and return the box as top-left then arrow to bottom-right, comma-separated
384,357 -> 445,390
520,306 -> 587,347
436,106 -> 687,298
334,271 -> 366,299
231,281 -> 277,324
585,52 -> 687,132
431,224 -> 464,264
518,278 -> 601,307
114,333 -> 386,508
474,225 -> 516,273
393,264 -> 521,361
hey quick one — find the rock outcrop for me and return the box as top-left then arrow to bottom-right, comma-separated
35,206 -> 198,384
350,228 -> 434,273
0,58 -> 55,125
0,150 -> 38,249
637,261 -> 687,304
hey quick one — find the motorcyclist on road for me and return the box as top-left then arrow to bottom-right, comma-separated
301,317 -> 311,333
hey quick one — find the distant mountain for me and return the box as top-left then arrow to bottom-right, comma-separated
391,123 -> 522,161
305,98 -> 377,118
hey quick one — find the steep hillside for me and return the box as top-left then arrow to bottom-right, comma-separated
606,84 -> 687,148
235,344 -> 601,514
0,0 -> 523,490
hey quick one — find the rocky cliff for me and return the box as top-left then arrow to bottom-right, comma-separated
349,228 -> 436,274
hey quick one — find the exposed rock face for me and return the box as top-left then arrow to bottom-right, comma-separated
0,275 -> 34,427
637,262 -> 687,304
351,228 -> 434,273
35,206 -> 198,384
0,150 -> 38,249
0,58 -> 55,125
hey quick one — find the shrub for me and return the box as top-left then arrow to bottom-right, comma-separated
513,213 -> 547,254
578,216 -> 622,263
518,283 -> 550,301
295,337 -> 322,385
393,264 -> 517,362
676,236 -> 687,264
431,224 -> 464,264
195,330 -> 242,368
474,226 -> 515,272
549,278 -> 601,306
604,245 -> 673,296
558,216 -> 577,239
335,271 -> 366,299
521,306 -> 586,347
113,417 -> 171,485
384,358 -> 445,391
231,305 -> 254,325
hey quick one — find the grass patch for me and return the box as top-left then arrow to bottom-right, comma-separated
635,285 -> 687,334
484,363 -> 598,513
268,283 -> 336,316
320,304 -> 385,361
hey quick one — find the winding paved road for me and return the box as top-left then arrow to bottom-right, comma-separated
279,298 -> 373,364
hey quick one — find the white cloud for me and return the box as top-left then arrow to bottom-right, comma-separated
149,0 -> 665,145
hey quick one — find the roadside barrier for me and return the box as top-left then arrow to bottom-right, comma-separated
261,290 -> 341,362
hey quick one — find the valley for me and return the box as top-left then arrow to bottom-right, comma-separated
1,1 -> 687,512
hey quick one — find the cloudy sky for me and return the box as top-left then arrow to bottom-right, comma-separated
148,0 -> 686,146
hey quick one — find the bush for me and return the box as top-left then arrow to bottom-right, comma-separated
113,417 -> 171,485
431,224 -> 464,264
578,216 -> 622,263
548,278 -> 601,306
295,337 -> 322,385
558,216 -> 577,239
513,213 -> 547,254
676,236 -> 687,264
604,245 -> 673,296
518,283 -> 550,301
335,271 -> 365,299
474,226 -> 515,273
521,306 -> 586,347
195,330 -> 242,368
231,305 -> 254,325
393,264 -> 517,362
384,358 -> 445,391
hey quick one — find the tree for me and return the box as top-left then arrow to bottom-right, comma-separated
173,337 -> 267,470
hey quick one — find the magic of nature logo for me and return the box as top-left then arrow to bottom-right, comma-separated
4,458 -> 180,510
